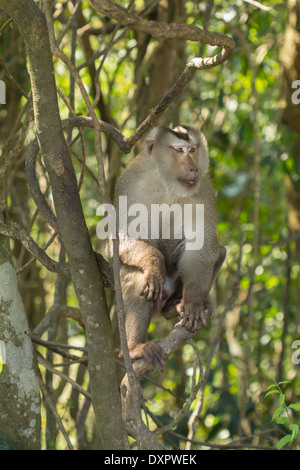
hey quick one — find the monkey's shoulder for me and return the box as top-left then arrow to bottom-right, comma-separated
123,154 -> 154,176
115,155 -> 159,197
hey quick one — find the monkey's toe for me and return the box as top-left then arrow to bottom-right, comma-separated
179,300 -> 212,333
181,313 -> 202,333
199,301 -> 212,328
142,342 -> 165,372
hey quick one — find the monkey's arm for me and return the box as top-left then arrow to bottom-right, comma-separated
118,238 -> 166,301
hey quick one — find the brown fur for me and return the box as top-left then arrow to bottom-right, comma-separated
113,125 -> 226,371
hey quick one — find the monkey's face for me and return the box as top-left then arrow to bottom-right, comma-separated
147,126 -> 209,197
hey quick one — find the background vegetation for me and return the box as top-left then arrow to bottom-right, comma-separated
0,0 -> 299,450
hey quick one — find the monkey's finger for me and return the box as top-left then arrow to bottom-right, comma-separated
193,316 -> 203,332
140,282 -> 155,301
152,351 -> 165,373
181,312 -> 203,333
141,277 -> 162,301
182,313 -> 195,332
180,312 -> 188,325
146,283 -> 155,301
154,279 -> 165,302
152,282 -> 160,301
140,284 -> 147,296
190,315 -> 201,332
200,305 -> 212,328
157,359 -> 165,373
159,280 -> 165,301
143,343 -> 165,372
200,312 -> 208,328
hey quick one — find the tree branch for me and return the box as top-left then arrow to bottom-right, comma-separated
120,320 -> 201,428
0,221 -> 70,276
90,0 -> 235,144
91,0 -> 235,65
25,134 -> 114,287
0,0 -> 127,449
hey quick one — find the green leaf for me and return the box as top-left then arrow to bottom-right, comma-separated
278,381 -> 291,385
277,434 -> 292,450
276,417 -> 290,425
272,406 -> 284,421
290,404 -> 300,411
279,393 -> 285,406
289,424 -> 299,441
265,383 -> 278,391
265,390 -> 280,398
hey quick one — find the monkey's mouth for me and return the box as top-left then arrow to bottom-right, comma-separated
178,178 -> 197,187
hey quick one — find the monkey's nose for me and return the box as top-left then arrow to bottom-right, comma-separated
189,168 -> 198,180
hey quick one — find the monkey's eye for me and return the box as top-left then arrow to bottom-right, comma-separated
170,146 -> 184,153
189,146 -> 198,153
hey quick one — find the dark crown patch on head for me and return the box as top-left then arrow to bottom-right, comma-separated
171,125 -> 191,142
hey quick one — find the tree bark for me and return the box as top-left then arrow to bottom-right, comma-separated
0,0 -> 127,449
280,0 -> 300,323
133,1 -> 186,125
0,222 -> 41,449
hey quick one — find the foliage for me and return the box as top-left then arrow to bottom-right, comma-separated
0,0 -> 299,450
265,381 -> 300,449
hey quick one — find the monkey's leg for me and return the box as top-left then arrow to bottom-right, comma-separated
209,245 -> 226,292
120,265 -> 165,372
178,247 -> 223,333
195,245 -> 226,328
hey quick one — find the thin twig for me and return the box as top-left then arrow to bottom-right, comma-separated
37,353 -> 91,401
154,341 -> 203,436
0,221 -> 70,276
32,334 -> 87,353
185,235 -> 246,449
39,373 -> 74,450
0,17 -> 13,36
0,103 -> 33,184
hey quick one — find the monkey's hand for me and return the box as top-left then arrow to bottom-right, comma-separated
178,300 -> 212,333
140,270 -> 165,302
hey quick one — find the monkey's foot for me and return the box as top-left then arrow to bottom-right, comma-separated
140,272 -> 165,302
129,342 -> 165,372
179,300 -> 212,333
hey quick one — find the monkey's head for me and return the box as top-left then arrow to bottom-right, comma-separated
144,125 -> 209,197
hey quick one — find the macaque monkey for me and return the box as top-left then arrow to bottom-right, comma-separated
113,125 -> 226,371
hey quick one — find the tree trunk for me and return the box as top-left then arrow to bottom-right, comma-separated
133,0 -> 186,126
0,224 -> 41,449
280,0 -> 300,323
0,0 -> 127,449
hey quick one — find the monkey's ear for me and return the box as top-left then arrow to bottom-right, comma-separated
146,140 -> 154,155
144,127 -> 160,155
